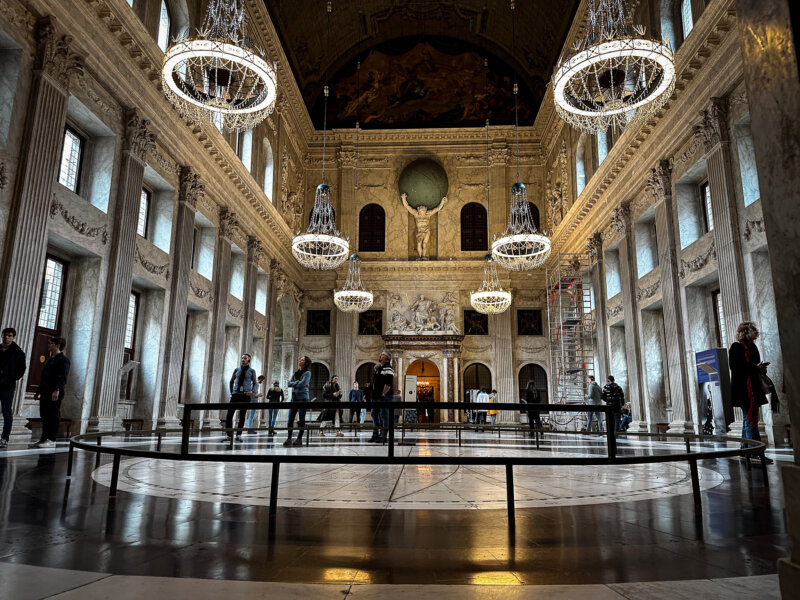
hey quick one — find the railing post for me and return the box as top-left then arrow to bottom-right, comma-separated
109,454 -> 121,497
689,458 -> 701,508
269,461 -> 280,517
388,406 -> 395,457
180,407 -> 191,455
606,409 -> 617,459
506,464 -> 516,531
66,442 -> 74,477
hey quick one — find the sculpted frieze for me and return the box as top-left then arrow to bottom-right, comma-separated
743,219 -> 765,241
385,292 -> 460,335
636,282 -> 660,302
679,240 -> 717,279
148,147 -> 180,178
74,73 -> 121,119
227,304 -> 243,319
134,245 -> 170,279
49,196 -> 108,244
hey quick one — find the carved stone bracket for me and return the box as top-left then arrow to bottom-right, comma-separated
586,232 -> 603,263
134,245 -> 170,279
124,109 -> 156,164
646,159 -> 672,204
743,218 -> 765,241
49,196 -> 108,244
36,17 -> 84,90
179,166 -> 203,209
679,241 -> 717,279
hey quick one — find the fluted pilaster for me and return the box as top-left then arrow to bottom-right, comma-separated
492,309 -> 515,423
587,232 -> 610,382
240,236 -> 262,356
334,310 -> 355,391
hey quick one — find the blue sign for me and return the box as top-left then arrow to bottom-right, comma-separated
695,348 -> 721,383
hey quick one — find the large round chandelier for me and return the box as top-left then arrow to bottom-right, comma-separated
552,0 -> 675,133
334,254 -> 374,313
492,182 -> 552,270
471,254 -> 512,314
291,2 -> 349,270
161,0 -> 277,132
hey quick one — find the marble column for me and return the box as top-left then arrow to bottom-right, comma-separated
587,232 -> 610,383
88,110 -> 156,431
334,310 -> 355,392
158,167 -> 202,428
263,262 -> 279,384
452,354 -> 462,422
611,201 -> 648,432
648,161 -> 693,433
441,351 -> 449,422
0,18 -> 83,441
492,309 -> 515,424
733,1 -> 800,595
240,236 -> 262,356
692,99 -> 750,341
203,208 -> 237,422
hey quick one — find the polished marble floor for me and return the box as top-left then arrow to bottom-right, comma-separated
0,430 -> 790,597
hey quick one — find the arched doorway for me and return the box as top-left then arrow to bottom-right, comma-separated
463,363 -> 492,398
518,363 -> 548,403
355,362 -> 375,402
407,359 -> 440,423
309,363 -> 330,403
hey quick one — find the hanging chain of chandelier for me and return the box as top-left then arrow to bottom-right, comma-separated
491,1 -> 551,272
161,0 -> 278,132
292,2 -> 350,271
552,0 -> 675,134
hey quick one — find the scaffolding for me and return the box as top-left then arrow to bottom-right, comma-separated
547,252 -> 595,428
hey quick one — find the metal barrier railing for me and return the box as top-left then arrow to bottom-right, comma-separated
67,401 -> 769,529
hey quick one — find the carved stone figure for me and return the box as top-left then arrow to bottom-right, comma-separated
442,308 -> 460,334
401,193 -> 447,259
409,294 -> 435,333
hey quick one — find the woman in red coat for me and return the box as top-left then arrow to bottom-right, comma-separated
728,321 -> 771,462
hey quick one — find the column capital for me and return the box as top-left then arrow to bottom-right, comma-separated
218,207 -> 239,240
35,16 -> 84,90
646,159 -> 672,204
337,149 -> 357,168
692,97 -> 728,152
123,109 -> 156,164
247,235 -> 264,265
489,146 -> 509,166
609,200 -> 633,234
179,166 -> 204,209
586,232 -> 603,263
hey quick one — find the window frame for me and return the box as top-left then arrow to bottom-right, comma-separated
58,124 -> 86,194
517,309 -> 544,336
711,289 -> 726,348
138,188 -> 151,239
460,202 -> 488,252
157,0 -> 172,52
306,309 -> 332,336
699,180 -> 714,233
358,310 -> 383,336
463,310 -> 489,336
124,291 -> 140,353
28,255 -> 69,393
358,203 -> 386,253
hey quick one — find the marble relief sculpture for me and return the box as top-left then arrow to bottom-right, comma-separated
385,294 -> 461,335
401,193 -> 447,260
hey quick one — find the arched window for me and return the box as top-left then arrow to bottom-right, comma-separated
518,363 -> 548,403
576,134 -> 589,196
308,363 -> 330,403
528,202 -> 541,231
359,204 -> 385,252
681,0 -> 694,39
157,0 -> 171,51
263,138 -> 274,201
460,202 -> 487,251
463,363 -> 492,393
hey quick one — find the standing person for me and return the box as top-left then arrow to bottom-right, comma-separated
265,380 -> 284,435
318,375 -> 343,437
285,356 -> 312,447
348,381 -> 364,425
729,321 -> 773,463
370,350 -> 394,443
488,389 -> 499,425
522,381 -> 543,432
601,375 -> 625,432
476,388 -> 490,432
247,375 -> 266,434
31,337 -> 70,448
0,327 -> 26,448
585,375 -> 604,433
225,353 -> 258,443
361,382 -> 371,424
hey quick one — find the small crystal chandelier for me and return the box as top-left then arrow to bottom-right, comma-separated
161,0 -> 278,132
492,2 -> 551,271
471,254 -> 512,314
552,0 -> 675,134
334,254 -> 374,313
292,2 -> 349,270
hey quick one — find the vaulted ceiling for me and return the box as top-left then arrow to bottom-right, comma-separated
262,0 -> 581,129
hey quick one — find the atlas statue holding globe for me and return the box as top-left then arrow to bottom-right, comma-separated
401,193 -> 447,260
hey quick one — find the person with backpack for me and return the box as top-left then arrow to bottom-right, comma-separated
601,375 -> 625,432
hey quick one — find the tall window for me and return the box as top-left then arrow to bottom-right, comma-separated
237,129 -> 252,172
359,204 -> 385,252
29,256 -> 69,393
517,310 -> 543,336
122,292 -> 140,400
263,139 -> 274,199
58,126 -> 84,193
712,290 -> 727,348
597,128 -> 612,165
157,0 -> 171,51
306,310 -> 331,336
700,181 -> 714,232
460,203 -> 487,251
576,134 -> 589,196
358,310 -> 383,335
137,189 -> 150,238
681,0 -> 694,39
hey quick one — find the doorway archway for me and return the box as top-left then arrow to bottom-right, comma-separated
355,362 -> 376,401
309,363 -> 330,403
463,362 -> 492,398
518,363 -> 548,403
407,359 -> 440,423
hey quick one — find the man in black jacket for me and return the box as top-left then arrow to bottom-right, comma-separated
601,375 -> 625,432
0,327 -> 26,448
370,351 -> 394,443
32,337 -> 70,448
